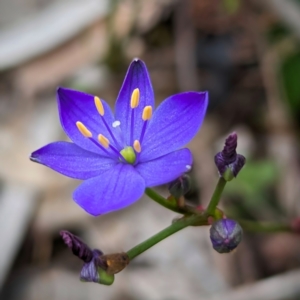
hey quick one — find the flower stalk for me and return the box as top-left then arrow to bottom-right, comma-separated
126,216 -> 293,261
145,188 -> 183,213
128,178 -> 227,261
205,177 -> 227,217
145,187 -> 203,215
126,213 -> 207,260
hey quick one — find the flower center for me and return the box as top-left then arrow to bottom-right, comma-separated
120,146 -> 136,164
75,90 -> 153,163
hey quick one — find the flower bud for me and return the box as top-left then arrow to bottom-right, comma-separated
168,174 -> 191,199
60,230 -> 114,285
214,132 -> 245,181
80,250 -> 114,285
210,219 -> 243,253
60,230 -> 94,262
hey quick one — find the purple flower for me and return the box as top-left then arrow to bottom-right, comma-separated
30,59 -> 208,216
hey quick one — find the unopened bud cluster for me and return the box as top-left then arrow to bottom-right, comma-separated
214,133 -> 245,181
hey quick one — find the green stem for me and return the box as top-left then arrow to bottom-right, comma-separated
239,220 -> 291,233
145,188 -> 183,213
138,180 -> 227,260
127,214 -> 206,260
126,177 -> 295,263
205,177 -> 226,216
127,181 -> 292,261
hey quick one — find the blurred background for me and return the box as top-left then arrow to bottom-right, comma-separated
1,0 -> 300,299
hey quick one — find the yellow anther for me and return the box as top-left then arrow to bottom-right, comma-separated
133,140 -> 141,153
142,106 -> 152,121
76,121 -> 92,138
130,88 -> 140,108
98,134 -> 109,148
94,96 -> 104,116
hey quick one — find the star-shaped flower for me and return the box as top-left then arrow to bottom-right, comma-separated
30,59 -> 208,216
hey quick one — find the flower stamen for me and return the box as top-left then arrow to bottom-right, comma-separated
142,106 -> 152,120
76,122 -> 114,156
94,96 -> 121,149
98,134 -> 123,159
76,121 -> 92,138
130,88 -> 140,109
139,106 -> 153,144
98,134 -> 109,148
133,140 -> 141,153
94,96 -> 104,116
130,88 -> 140,145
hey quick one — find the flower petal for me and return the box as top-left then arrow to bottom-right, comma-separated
73,163 -> 145,216
30,141 -> 116,180
115,59 -> 154,145
57,87 -> 121,156
140,92 -> 208,162
136,148 -> 192,187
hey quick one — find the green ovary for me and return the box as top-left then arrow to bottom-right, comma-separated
120,146 -> 136,164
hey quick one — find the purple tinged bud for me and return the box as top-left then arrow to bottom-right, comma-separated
60,231 -> 114,285
60,230 -> 97,263
168,174 -> 191,199
80,250 -> 102,283
214,132 -> 246,180
210,219 -> 243,253
80,249 -> 115,285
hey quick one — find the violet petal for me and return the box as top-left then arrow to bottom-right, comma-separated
136,148 -> 192,187
140,91 -> 208,162
57,87 -> 122,156
73,163 -> 145,216
30,141 -> 117,180
115,59 -> 154,145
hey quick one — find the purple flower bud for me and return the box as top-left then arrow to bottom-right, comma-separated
214,132 -> 245,180
60,231 -> 128,285
210,219 -> 243,253
80,250 -> 115,285
60,230 -> 97,263
168,174 -> 191,199
80,249 -> 102,282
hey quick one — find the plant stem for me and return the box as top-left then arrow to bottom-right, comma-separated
126,214 -> 206,260
133,179 -> 226,261
205,177 -> 226,216
128,181 -> 292,261
239,220 -> 291,233
145,188 -> 183,213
